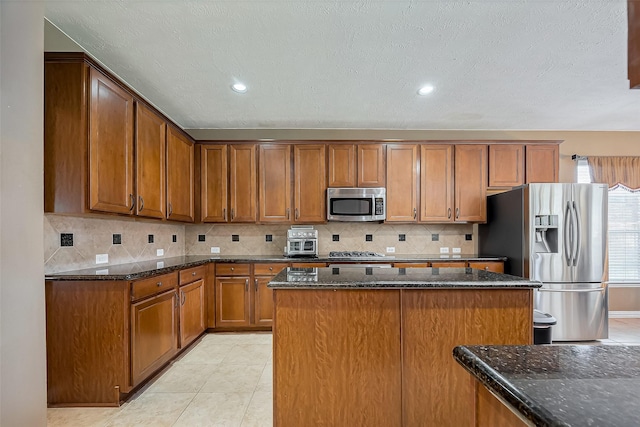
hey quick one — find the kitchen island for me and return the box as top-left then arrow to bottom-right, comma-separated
454,345 -> 640,427
268,267 -> 541,427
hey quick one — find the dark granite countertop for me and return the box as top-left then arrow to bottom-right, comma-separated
44,254 -> 506,281
268,266 -> 540,289
453,345 -> 640,427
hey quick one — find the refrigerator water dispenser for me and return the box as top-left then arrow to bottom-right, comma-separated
534,215 -> 558,253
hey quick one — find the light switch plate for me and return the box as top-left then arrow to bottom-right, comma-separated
386,247 -> 396,253
156,249 -> 164,256
452,247 -> 461,253
96,254 -> 108,264
211,247 -> 220,254
439,247 -> 450,254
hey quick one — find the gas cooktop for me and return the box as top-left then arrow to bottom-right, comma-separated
328,251 -> 386,258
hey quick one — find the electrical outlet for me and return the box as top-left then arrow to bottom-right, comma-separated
386,247 -> 396,253
211,247 -> 220,254
96,254 -> 108,264
439,247 -> 450,254
156,249 -> 164,256
452,247 -> 461,253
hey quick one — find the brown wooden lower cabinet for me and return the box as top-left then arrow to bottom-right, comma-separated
215,276 -> 251,327
179,278 -> 206,348
131,289 -> 179,386
273,287 -> 532,426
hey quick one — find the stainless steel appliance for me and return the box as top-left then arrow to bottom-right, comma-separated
284,225 -> 318,257
327,188 -> 386,221
479,183 -> 608,341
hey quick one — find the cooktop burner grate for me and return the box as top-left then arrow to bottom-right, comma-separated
329,251 -> 385,258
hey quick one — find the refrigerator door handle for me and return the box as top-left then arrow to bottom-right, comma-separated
572,201 -> 581,267
537,287 -> 604,293
564,201 -> 572,266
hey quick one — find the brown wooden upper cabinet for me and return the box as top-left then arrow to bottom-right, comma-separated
259,145 -> 292,222
294,145 -> 326,222
525,145 -> 559,183
135,103 -> 166,219
201,144 -> 257,223
328,144 -> 385,187
166,127 -> 194,222
421,144 -> 487,223
488,144 -> 524,188
88,67 -> 136,214
386,144 -> 419,222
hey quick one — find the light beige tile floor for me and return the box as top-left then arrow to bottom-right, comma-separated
47,320 -> 640,426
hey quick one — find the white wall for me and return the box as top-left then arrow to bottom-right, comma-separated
1,2 -> 47,426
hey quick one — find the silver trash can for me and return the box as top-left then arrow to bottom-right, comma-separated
533,309 -> 557,344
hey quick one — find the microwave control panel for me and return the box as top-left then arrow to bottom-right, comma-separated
375,198 -> 385,215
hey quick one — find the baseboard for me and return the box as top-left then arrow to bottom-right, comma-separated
609,311 -> 640,318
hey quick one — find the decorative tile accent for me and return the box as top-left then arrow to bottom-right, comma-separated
60,233 -> 73,247
265,234 -> 273,242
465,234 -> 473,241
173,235 -> 177,243
232,235 -> 240,242
112,234 -> 122,245
432,234 -> 439,241
198,234 -> 206,242
365,234 -> 373,242
399,234 -> 406,241
148,234 -> 154,243
332,234 -> 339,241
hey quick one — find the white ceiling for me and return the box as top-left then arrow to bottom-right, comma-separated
44,0 -> 640,131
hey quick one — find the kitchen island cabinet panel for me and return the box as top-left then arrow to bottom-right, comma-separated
45,280 -> 131,406
274,289 -> 402,427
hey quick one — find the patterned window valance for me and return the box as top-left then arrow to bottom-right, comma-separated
587,156 -> 640,190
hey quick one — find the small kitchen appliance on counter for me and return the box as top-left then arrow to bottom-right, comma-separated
284,225 -> 318,257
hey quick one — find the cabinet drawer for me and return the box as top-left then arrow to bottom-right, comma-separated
393,263 -> 429,268
254,263 -> 288,276
180,265 -> 206,286
132,272 -> 178,301
431,262 -> 466,268
216,263 -> 251,276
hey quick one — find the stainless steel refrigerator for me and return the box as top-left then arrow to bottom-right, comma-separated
479,183 -> 608,341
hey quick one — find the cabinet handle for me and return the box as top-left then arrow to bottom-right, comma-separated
139,196 -> 144,212
413,208 -> 417,219
448,208 -> 451,219
168,203 -> 173,217
245,279 -> 248,292
231,208 -> 234,220
156,282 -> 162,287
129,194 -> 135,212
295,208 -> 299,220
223,208 -> 227,221
175,291 -> 179,308
254,278 -> 258,292
286,208 -> 290,220
456,207 -> 460,219
181,290 -> 186,305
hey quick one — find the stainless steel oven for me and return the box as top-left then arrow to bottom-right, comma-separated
327,187 -> 386,222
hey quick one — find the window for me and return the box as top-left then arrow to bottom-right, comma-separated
577,159 -> 640,283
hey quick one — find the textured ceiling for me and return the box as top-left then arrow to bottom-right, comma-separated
44,0 -> 639,131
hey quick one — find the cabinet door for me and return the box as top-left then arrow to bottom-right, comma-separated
454,145 -> 487,222
215,277 -> 251,327
358,144 -> 386,187
420,145 -> 454,222
229,144 -> 257,222
254,277 -> 274,326
294,144 -> 326,223
488,144 -> 524,188
179,279 -> 206,348
526,145 -> 559,183
328,144 -> 356,187
131,289 -> 178,386
88,68 -> 135,214
166,127 -> 194,222
468,262 -> 504,273
386,145 -> 419,222
259,145 -> 291,223
135,103 -> 166,219
201,145 -> 228,222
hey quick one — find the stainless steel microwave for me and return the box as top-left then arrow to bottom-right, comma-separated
327,188 -> 386,221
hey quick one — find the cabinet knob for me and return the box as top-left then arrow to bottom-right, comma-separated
485,266 -> 489,271
156,282 -> 162,287
192,271 -> 196,276
231,267 -> 234,271
269,267 -> 273,271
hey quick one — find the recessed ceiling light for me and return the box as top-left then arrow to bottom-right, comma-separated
417,84 -> 435,96
231,82 -> 247,93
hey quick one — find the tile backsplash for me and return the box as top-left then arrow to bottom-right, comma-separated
45,215 -> 475,273
44,214 -> 185,273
